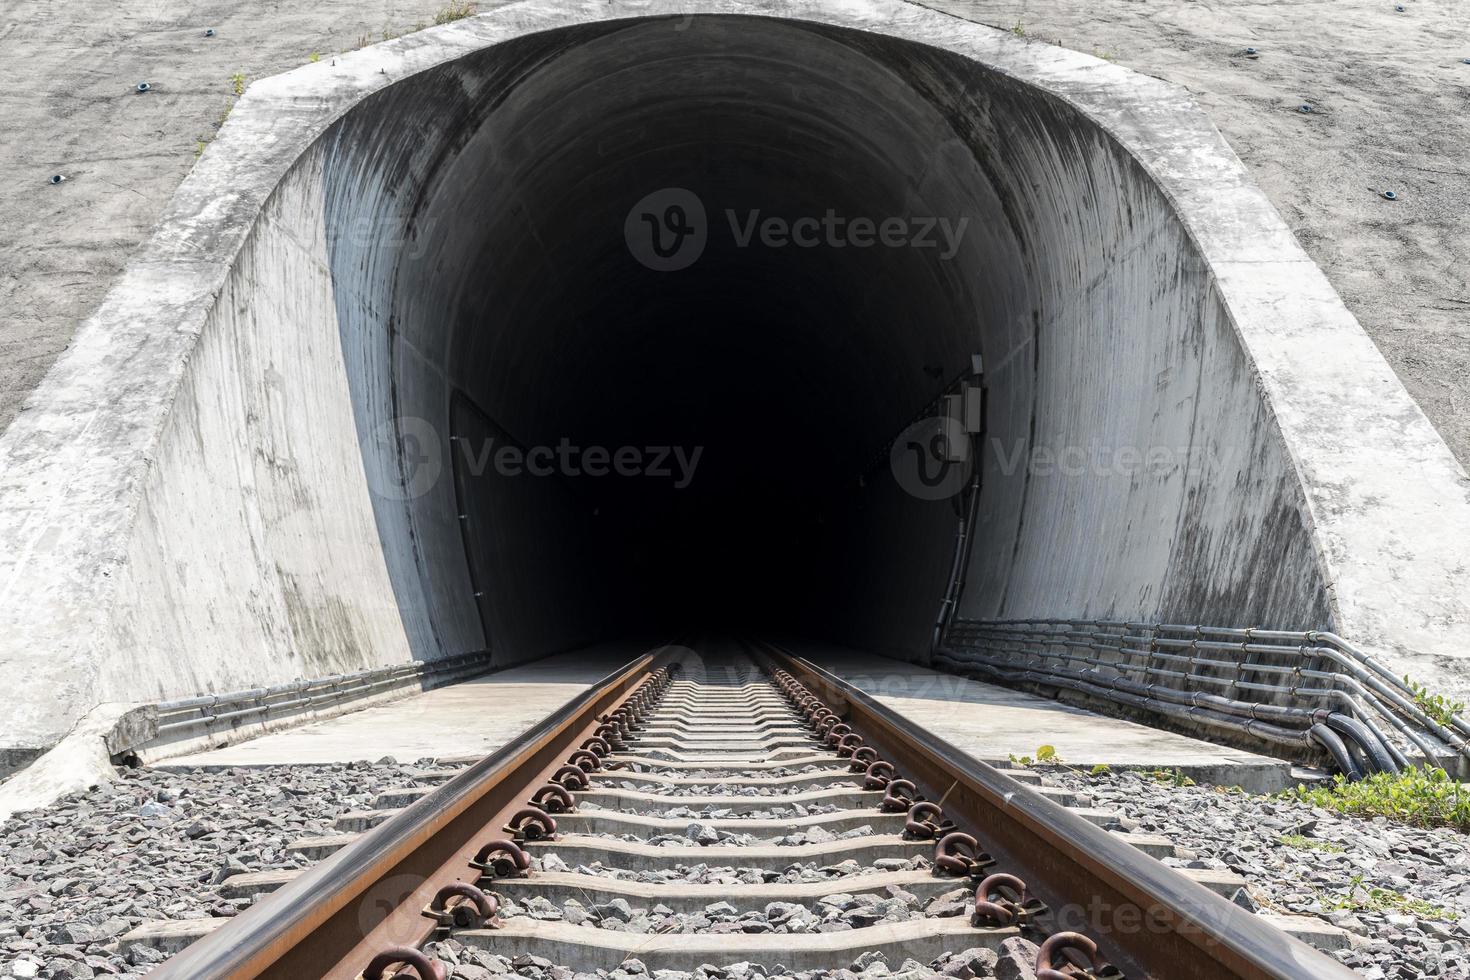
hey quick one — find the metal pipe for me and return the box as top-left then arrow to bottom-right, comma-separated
968,633 -> 1425,767
1309,724 -> 1362,780
1324,713 -> 1398,775
948,617 -> 1470,768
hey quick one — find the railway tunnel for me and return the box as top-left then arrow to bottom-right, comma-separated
315,13 -> 1329,667
4,0 -> 1469,762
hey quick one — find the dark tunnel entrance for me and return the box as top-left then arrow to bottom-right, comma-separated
322,14 -> 1331,669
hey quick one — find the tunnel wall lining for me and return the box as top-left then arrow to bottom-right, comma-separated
0,0 -> 1467,756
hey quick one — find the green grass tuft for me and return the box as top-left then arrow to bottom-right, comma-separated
1285,766 -> 1470,831
1404,675 -> 1466,728
1322,873 -> 1453,919
1144,768 -> 1196,787
1278,834 -> 1344,853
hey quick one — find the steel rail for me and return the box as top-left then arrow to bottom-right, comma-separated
761,642 -> 1360,980
148,648 -> 671,980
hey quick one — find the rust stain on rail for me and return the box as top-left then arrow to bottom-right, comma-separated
764,644 -> 1356,980
150,651 -> 667,980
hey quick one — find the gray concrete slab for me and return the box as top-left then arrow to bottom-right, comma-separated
157,650 -> 623,768
452,916 -> 1014,974
816,651 -> 1292,789
524,834 -> 933,872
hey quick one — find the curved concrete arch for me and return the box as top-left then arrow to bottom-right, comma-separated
1,0 -> 1467,758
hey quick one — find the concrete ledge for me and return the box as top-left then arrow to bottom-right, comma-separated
455,914 -> 1013,973
218,869 -> 304,899
524,834 -> 932,872
597,770 -> 864,791
579,787 -> 883,812
493,870 -> 956,911
609,753 -> 836,770
553,809 -> 906,836
0,703 -> 150,820
1256,914 -> 1356,953
119,917 -> 226,954
1110,832 -> 1176,859
286,833 -> 361,860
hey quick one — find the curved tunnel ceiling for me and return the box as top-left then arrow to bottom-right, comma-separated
322,14 -> 1327,661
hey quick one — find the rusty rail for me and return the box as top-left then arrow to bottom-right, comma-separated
149,649 -> 674,979
759,641 -> 1358,980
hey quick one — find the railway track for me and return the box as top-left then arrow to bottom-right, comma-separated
147,643 -> 1360,979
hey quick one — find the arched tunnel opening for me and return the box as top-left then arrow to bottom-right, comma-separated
60,9 -> 1334,714
233,12 -> 1328,681
366,16 -> 1015,648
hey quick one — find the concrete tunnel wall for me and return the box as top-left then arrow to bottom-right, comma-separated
2,0 -> 1468,757
316,13 -> 1333,665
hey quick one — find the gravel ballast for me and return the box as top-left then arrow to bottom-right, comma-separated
1046,767 -> 1470,980
0,761 -> 444,979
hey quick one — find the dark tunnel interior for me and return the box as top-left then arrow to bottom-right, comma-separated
359,16 -> 1009,656
317,14 -> 1331,670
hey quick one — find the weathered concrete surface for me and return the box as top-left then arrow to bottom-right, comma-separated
931,0 -> 1470,468
0,0 -> 459,436
1,0 -> 1468,763
0,703 -> 149,821
155,649 -> 625,767
809,646 -> 1293,790
6,2 -> 1466,470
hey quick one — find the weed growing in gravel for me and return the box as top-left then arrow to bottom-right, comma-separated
1278,833 -> 1344,853
1323,873 -> 1454,920
1009,744 -> 1062,767
1287,766 -> 1470,831
1144,768 -> 1196,787
194,80 -> 239,156
1404,675 -> 1467,728
435,0 -> 477,25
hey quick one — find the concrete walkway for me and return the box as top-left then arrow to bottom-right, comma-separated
801,646 -> 1291,791
158,647 -> 633,768
159,642 -> 1291,791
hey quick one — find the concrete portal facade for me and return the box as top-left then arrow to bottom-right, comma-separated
1,0 -> 1468,762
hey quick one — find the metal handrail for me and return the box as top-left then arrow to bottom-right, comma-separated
131,650 -> 497,755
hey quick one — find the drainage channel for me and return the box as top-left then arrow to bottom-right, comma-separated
139,646 -> 1358,979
